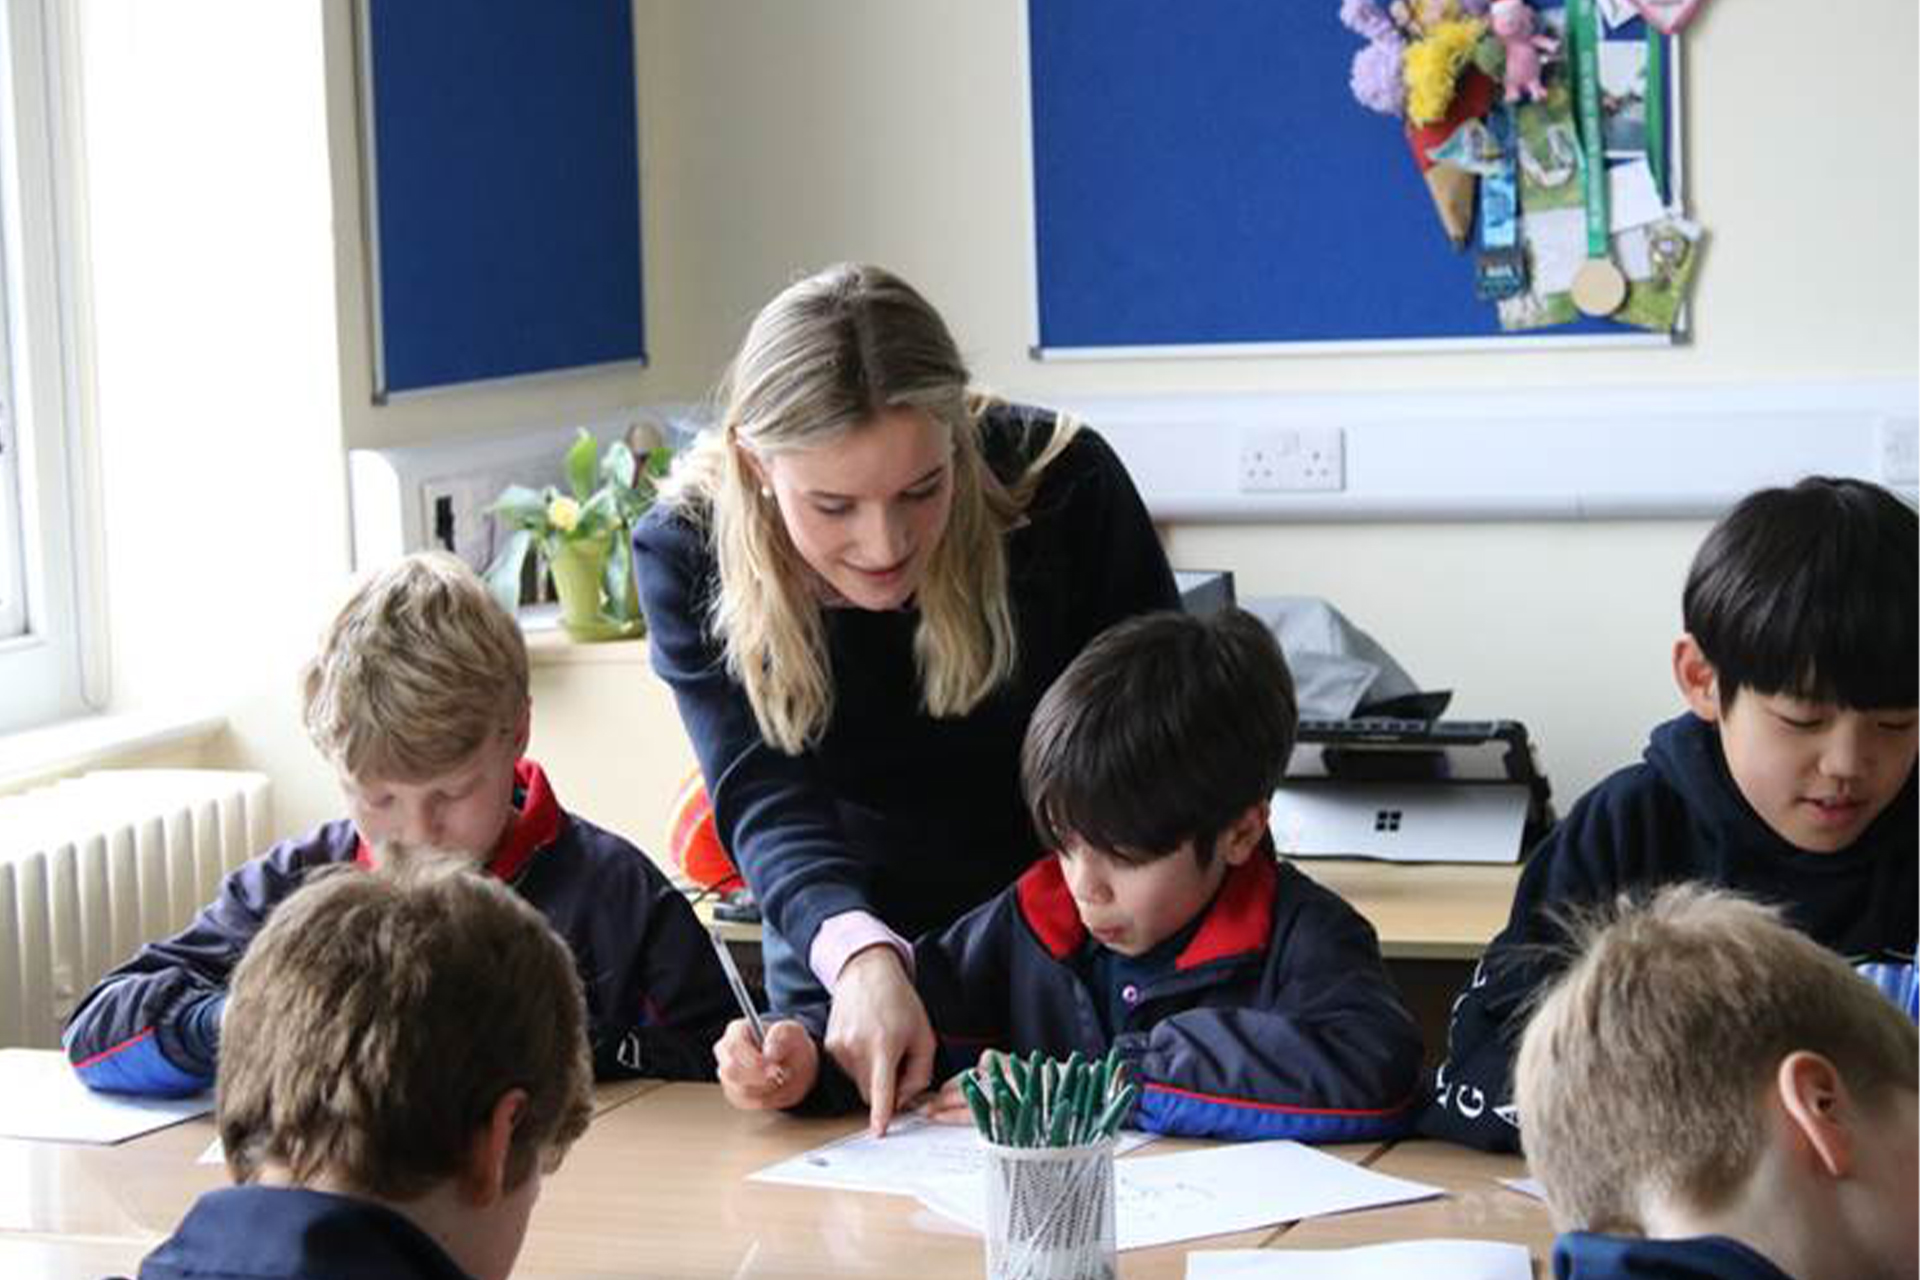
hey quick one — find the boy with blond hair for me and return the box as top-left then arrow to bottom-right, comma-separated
1423,477 -> 1917,1150
718,609 -> 1423,1141
140,862 -> 594,1280
1515,883 -> 1917,1280
67,551 -> 735,1093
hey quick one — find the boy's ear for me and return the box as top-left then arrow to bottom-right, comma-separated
1217,801 -> 1271,867
1775,1051 -> 1854,1181
459,1087 -> 529,1208
1672,635 -> 1723,722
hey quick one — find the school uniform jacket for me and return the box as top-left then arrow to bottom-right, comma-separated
63,760 -> 736,1096
1551,1232 -> 1798,1280
1418,712 -> 1918,1152
634,406 -> 1180,1007
798,846 -> 1425,1142
139,1186 -> 471,1280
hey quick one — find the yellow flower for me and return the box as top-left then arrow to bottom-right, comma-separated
546,495 -> 582,533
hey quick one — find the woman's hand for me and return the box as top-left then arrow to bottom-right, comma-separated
714,1018 -> 818,1112
824,945 -> 936,1136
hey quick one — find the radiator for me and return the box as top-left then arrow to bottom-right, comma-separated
0,769 -> 271,1050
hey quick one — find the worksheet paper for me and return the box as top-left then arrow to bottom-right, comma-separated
749,1113 -> 1154,1196
0,1049 -> 211,1144
916,1139 -> 1444,1252
1186,1240 -> 1532,1279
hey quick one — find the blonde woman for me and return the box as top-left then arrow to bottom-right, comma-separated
634,264 -> 1177,1132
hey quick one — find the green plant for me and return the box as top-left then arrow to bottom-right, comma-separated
483,428 -> 673,631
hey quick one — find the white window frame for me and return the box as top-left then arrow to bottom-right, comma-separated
0,0 -> 102,734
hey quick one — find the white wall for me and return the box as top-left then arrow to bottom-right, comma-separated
70,2 -> 1918,840
615,0 -> 1915,801
76,0 -> 351,834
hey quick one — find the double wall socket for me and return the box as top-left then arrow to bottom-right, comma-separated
1238,427 -> 1345,493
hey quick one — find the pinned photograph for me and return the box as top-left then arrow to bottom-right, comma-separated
1600,41 -> 1650,155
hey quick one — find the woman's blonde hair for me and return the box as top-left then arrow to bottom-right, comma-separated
662,263 -> 1076,754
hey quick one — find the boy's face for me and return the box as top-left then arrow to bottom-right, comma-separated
1676,640 -> 1917,854
339,718 -> 527,864
1709,692 -> 1916,855
1056,811 -> 1262,956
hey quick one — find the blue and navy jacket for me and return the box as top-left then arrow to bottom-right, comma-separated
1552,1232 -> 1797,1280
140,1186 -> 470,1280
1419,712 -> 1918,1152
796,844 -> 1424,1143
64,760 -> 736,1096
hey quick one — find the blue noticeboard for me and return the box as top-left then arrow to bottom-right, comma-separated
361,0 -> 645,395
1027,0 -> 1675,354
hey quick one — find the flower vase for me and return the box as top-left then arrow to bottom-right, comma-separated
549,533 -> 621,643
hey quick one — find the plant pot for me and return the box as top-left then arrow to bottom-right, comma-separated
549,533 -> 628,643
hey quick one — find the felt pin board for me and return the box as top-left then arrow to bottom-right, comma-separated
358,0 -> 646,396
1026,0 -> 1679,356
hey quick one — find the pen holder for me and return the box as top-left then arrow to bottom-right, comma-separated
980,1137 -> 1116,1280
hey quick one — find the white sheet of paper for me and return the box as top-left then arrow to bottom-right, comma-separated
199,1136 -> 225,1165
1607,159 -> 1665,232
1522,207 -> 1586,294
0,1049 -> 211,1144
917,1139 -> 1444,1253
1500,1176 -> 1547,1201
1185,1240 -> 1532,1279
749,1114 -> 1154,1196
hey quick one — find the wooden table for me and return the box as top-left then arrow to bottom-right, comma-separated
0,1082 -> 1555,1279
1278,1141 -> 1555,1278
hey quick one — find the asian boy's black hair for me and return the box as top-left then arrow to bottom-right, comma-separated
1022,607 -> 1298,867
1683,476 -> 1917,710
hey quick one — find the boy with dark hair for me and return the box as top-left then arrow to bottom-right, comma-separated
1421,477 -> 1917,1151
140,863 -> 596,1280
66,552 -> 736,1095
1515,884 -> 1917,1280
716,608 -> 1424,1141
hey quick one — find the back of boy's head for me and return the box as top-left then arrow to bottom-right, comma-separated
217,862 -> 593,1200
1514,882 -> 1918,1233
1022,607 -> 1297,865
302,551 -> 530,782
1683,477 -> 1917,710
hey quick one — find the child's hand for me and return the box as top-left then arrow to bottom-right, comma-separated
714,1018 -> 817,1112
917,1051 -> 1004,1127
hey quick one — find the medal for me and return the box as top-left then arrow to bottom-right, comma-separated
1568,0 -> 1626,316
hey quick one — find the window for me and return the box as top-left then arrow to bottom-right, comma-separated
0,0 -> 96,733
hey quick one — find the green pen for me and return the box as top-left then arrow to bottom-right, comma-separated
959,1071 -> 995,1138
990,1077 -> 1016,1145
1092,1081 -> 1138,1139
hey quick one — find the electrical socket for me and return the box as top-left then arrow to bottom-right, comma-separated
1239,427 -> 1344,493
420,474 -> 506,574
1877,416 -> 1918,486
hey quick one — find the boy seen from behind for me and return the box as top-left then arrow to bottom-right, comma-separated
1515,884 -> 1917,1280
718,608 -> 1424,1141
1422,478 -> 1917,1151
66,552 -> 735,1094
140,863 -> 595,1280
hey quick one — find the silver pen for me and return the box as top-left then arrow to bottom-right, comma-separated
709,928 -> 766,1044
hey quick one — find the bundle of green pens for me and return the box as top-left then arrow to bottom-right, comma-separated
959,1048 -> 1137,1148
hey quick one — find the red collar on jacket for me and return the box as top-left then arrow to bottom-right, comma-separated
352,758 -> 563,880
1015,836 -> 1278,971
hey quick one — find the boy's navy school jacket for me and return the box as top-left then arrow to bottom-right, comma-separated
64,759 -> 737,1096
1419,712 -> 1917,1152
138,1186 -> 470,1280
796,841 -> 1425,1142
1552,1232 -> 1797,1280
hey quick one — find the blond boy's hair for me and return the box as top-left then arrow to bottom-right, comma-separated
1515,883 -> 1918,1233
301,551 -> 528,781
218,863 -> 593,1199
660,263 -> 1076,755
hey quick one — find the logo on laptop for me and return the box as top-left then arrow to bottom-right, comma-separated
1373,809 -> 1403,833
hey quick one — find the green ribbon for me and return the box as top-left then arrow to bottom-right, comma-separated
1568,0 -> 1610,258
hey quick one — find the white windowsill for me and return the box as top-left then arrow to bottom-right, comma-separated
0,708 -> 228,794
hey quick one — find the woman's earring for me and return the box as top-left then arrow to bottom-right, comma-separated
759,485 -> 773,499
